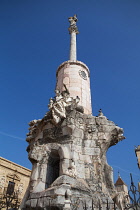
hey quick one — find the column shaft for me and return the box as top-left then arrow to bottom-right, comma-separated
70,32 -> 76,61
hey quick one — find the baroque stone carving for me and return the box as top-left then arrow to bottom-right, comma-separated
28,142 -> 49,192
23,105 -> 125,209
66,160 -> 77,178
48,84 -> 80,124
26,119 -> 41,142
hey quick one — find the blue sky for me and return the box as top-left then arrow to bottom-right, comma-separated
0,0 -> 140,189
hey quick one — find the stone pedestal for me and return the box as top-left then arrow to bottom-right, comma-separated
56,60 -> 92,115
21,98 -> 125,209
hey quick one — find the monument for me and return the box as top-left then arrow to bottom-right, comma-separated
21,15 -> 126,210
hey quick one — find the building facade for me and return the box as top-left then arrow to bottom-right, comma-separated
0,157 -> 31,209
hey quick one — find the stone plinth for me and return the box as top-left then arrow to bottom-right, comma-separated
21,103 -> 125,210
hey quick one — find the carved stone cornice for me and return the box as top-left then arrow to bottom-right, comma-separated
0,157 -> 31,177
56,60 -> 90,77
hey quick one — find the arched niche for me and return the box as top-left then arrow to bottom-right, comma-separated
46,150 -> 60,188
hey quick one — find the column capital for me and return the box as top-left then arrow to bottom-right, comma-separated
68,15 -> 79,34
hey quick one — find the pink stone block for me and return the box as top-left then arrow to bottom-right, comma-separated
70,78 -> 80,83
63,77 -> 70,85
69,86 -> 81,92
63,73 -> 69,78
69,90 -> 81,98
63,69 -> 70,74
56,62 -> 92,115
70,82 -> 81,88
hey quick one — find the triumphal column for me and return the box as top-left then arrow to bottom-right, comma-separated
21,16 -> 125,210
56,15 -> 92,115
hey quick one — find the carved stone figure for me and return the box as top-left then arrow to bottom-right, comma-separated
68,15 -> 79,34
48,84 -> 80,124
22,104 -> 126,210
66,160 -> 77,177
26,119 -> 41,142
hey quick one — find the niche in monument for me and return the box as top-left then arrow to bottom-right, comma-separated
46,150 -> 60,188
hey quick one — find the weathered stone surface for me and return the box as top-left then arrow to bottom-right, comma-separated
21,103 -> 125,210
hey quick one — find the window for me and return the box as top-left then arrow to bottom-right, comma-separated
6,181 -> 15,195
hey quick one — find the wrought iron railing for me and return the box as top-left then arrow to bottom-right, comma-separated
125,173 -> 140,210
71,199 -> 118,210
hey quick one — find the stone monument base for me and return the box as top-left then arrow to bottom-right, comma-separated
23,175 -> 118,210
